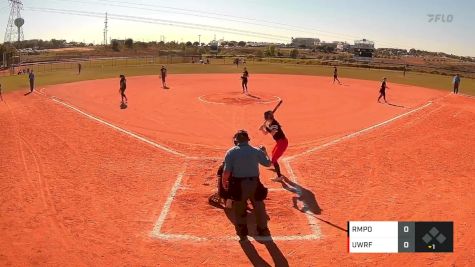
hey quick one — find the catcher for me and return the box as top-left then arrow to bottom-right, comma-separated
208,137 -> 238,208
208,162 -> 230,209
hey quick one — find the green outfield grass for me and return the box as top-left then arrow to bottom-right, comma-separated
1,61 -> 474,95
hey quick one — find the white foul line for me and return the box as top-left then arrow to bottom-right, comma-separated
154,233 -> 320,241
285,101 -> 433,161
151,163 -> 188,236
51,97 -> 188,158
459,93 -> 475,99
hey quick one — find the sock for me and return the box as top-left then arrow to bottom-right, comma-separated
274,162 -> 281,177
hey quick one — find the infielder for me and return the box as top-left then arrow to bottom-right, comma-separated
377,77 -> 389,103
241,67 -> 249,94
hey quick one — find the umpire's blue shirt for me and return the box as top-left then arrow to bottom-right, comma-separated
223,142 -> 272,178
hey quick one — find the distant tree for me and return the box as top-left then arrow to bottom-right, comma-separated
125,38 -> 134,49
238,41 -> 246,47
290,48 -> 299,58
135,41 -> 149,48
265,45 -> 276,57
186,41 -> 193,47
0,44 -> 15,66
111,39 -> 120,51
51,39 -> 66,48
254,50 -> 264,57
193,41 -> 200,46
198,47 -> 207,54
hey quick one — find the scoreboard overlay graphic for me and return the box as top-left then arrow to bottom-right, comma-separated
348,221 -> 453,253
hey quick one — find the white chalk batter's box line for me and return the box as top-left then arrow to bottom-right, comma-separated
150,159 -> 322,242
42,91 -> 433,242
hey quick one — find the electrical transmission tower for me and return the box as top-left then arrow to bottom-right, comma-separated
4,0 -> 25,43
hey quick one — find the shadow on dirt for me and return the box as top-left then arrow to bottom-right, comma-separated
387,102 -> 406,108
279,177 -> 347,233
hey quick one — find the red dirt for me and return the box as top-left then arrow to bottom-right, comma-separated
1,74 -> 474,266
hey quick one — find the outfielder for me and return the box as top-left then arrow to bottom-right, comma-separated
453,74 -> 461,94
160,65 -> 168,89
333,66 -> 342,85
119,75 -> 128,104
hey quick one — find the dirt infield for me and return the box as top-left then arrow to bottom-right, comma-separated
1,74 -> 474,266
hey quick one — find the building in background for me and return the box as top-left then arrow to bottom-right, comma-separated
291,37 -> 320,48
315,41 -> 338,53
336,41 -> 351,52
352,39 -> 375,57
209,39 -> 221,53
246,41 -> 285,47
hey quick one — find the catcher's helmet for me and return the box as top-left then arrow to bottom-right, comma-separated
233,129 -> 250,144
264,110 -> 274,120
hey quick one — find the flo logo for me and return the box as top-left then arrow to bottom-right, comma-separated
428,14 -> 454,23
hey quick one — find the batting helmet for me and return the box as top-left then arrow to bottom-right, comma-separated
264,110 -> 274,120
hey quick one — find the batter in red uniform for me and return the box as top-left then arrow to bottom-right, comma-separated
259,110 -> 288,181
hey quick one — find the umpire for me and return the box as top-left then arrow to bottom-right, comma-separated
222,130 -> 272,241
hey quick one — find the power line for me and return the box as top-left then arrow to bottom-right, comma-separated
48,0 -> 333,38
93,0 -> 412,48
48,0 -> 360,41
95,0 -> 363,40
43,0 -> 411,48
25,7 -> 291,41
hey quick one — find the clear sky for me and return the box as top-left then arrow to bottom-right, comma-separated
1,0 -> 474,56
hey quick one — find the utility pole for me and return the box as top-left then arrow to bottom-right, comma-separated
103,12 -> 108,45
198,34 -> 201,46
